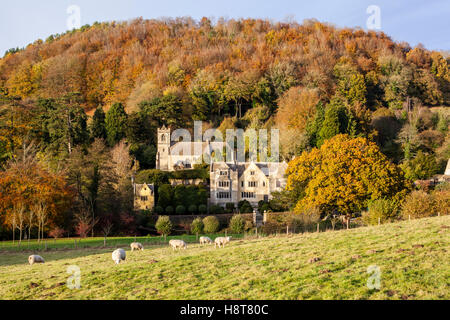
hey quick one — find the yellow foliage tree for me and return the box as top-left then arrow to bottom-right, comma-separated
286,134 -> 411,215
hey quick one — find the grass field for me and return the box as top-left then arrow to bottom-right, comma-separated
0,216 -> 448,300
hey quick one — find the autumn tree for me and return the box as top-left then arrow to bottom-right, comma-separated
286,134 -> 411,216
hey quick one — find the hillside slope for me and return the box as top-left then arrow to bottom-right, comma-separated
0,215 -> 448,300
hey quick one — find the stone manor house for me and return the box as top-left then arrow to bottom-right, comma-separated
134,126 -> 287,211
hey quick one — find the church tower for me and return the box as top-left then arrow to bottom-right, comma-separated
156,125 -> 170,170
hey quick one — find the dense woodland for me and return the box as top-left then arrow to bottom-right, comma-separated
0,17 -> 449,240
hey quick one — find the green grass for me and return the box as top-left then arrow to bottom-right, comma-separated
0,233 -> 243,252
0,216 -> 448,300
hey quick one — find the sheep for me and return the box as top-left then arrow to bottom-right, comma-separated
130,242 -> 144,251
199,236 -> 213,245
169,239 -> 187,250
28,255 -> 45,265
112,248 -> 126,264
214,236 -> 232,248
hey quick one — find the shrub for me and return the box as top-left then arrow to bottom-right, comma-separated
198,204 -> 207,214
432,189 -> 450,216
176,205 -> 186,215
190,217 -> 204,234
401,191 -> 436,219
188,204 -> 197,214
154,206 -> 164,215
244,220 -> 254,232
203,216 -> 219,233
49,227 -> 65,239
229,214 -> 245,234
363,198 -> 400,225
165,206 -> 174,215
225,202 -> 235,213
155,216 -> 172,236
238,200 -> 253,213
210,205 -> 224,214
261,221 -> 282,235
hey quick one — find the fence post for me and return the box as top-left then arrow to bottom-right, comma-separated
74,239 -> 77,249
196,232 -> 199,241
317,223 -> 319,233
378,217 -> 380,225
409,215 -> 411,221
256,227 -> 258,238
286,225 -> 289,235
104,236 -> 106,247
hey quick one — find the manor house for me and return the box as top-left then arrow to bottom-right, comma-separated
155,126 -> 287,208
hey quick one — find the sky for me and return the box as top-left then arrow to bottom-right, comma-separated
1,0 -> 449,55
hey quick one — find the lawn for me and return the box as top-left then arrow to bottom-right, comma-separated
0,216 -> 448,300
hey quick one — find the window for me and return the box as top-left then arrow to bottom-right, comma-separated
218,181 -> 229,187
241,192 -> 256,199
241,181 -> 244,187
276,180 -> 281,188
216,192 -> 230,199
219,170 -> 228,176
140,196 -> 148,201
263,181 -> 266,187
248,181 -> 257,187
250,171 -> 255,175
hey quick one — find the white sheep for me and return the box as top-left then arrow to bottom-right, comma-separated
199,236 -> 213,245
130,242 -> 144,251
214,236 -> 232,248
169,239 -> 187,250
112,248 -> 126,264
28,255 -> 45,265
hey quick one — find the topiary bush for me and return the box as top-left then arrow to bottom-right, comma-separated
401,191 -> 436,219
210,205 -> 224,214
188,204 -> 197,214
176,205 -> 186,215
198,204 -> 207,214
155,216 -> 172,236
229,214 -> 245,234
203,216 -> 219,233
165,206 -> 174,215
154,205 -> 164,215
363,198 -> 400,225
190,217 -> 204,235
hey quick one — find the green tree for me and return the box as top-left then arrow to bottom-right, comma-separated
155,215 -> 172,236
105,102 -> 127,146
90,107 -> 106,140
158,184 -> 173,209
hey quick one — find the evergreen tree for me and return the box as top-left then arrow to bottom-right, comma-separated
105,103 -> 127,146
90,107 -> 106,140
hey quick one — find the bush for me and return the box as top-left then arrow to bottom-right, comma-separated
244,220 -> 254,232
261,221 -> 283,235
210,205 -> 224,214
225,202 -> 235,213
155,216 -> 172,236
432,189 -> 450,216
165,206 -> 174,215
176,205 -> 186,215
238,200 -> 253,213
154,206 -> 164,215
190,217 -> 204,234
188,204 -> 197,214
363,198 -> 400,225
198,204 -> 207,214
401,191 -> 436,219
229,214 -> 245,234
203,216 -> 219,233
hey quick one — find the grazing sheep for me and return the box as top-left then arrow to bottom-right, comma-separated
112,248 -> 126,264
28,255 -> 45,265
130,242 -> 144,251
169,239 -> 187,250
199,236 -> 213,245
214,236 -> 232,248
